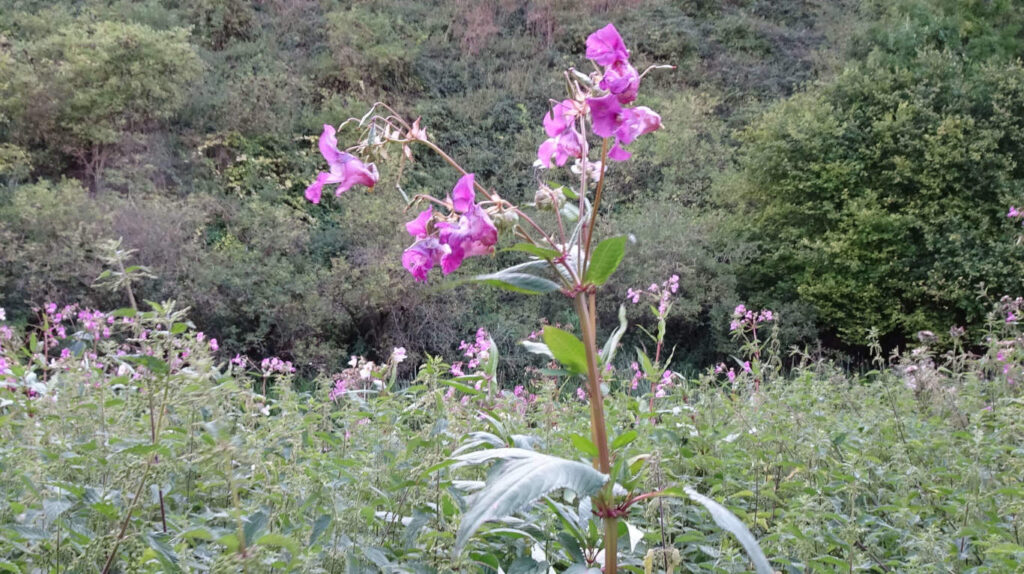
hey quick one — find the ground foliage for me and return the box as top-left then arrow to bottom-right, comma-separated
0,296 -> 1022,572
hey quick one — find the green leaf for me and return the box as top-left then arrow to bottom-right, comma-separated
611,430 -> 638,450
521,340 -> 554,359
504,243 -> 562,260
452,448 -> 608,554
569,434 -> 598,458
681,486 -> 773,574
584,236 -> 627,286
601,305 -> 628,366
474,270 -> 561,295
255,533 -> 300,567
170,322 -> 188,335
542,326 -> 588,375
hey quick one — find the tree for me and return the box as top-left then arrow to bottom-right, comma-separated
2,20 -> 202,194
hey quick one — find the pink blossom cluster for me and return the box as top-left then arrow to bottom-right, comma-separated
451,327 -> 492,376
260,356 -> 295,375
401,174 -> 498,282
653,370 -> 675,398
537,24 -> 661,169
729,304 -> 775,333
626,274 -> 679,316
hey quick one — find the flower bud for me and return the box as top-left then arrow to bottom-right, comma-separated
534,185 -> 566,211
493,209 -> 519,231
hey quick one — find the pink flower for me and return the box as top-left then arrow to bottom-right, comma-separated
727,369 -> 736,382
538,101 -> 584,168
196,332 -> 205,342
405,208 -> 433,238
627,288 -> 641,303
576,386 -> 587,401
209,338 -> 219,352
600,60 -> 640,104
304,125 -> 379,203
587,95 -> 661,149
402,238 -> 449,282
437,205 -> 498,274
586,24 -> 630,66
742,361 -> 751,373
1009,206 -> 1021,218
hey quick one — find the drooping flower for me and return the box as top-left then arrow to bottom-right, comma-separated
587,94 -> 661,152
437,204 -> 498,274
402,237 -> 449,282
304,125 -> 379,203
586,24 -> 630,67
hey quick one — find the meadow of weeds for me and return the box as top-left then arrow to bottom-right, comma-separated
0,290 -> 1021,572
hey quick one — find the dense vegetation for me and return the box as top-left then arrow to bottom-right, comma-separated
7,0 -> 1018,373
2,0 -> 1024,572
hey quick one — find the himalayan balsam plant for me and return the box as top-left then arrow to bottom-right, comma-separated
304,24 -> 771,573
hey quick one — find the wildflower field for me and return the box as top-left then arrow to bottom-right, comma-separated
1,294 -> 1023,572
3,1 -> 1024,573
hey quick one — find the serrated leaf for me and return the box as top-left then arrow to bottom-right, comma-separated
255,533 -> 300,567
453,448 -> 608,554
543,326 -> 587,375
584,236 -> 627,286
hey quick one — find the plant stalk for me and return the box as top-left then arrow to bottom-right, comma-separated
574,293 -> 618,573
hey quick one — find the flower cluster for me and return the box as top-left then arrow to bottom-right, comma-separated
451,327 -> 492,376
537,24 -> 661,169
626,274 -> 679,317
729,304 -> 774,333
260,356 -> 296,375
402,174 -> 499,282
304,125 -> 379,203
653,369 -> 675,398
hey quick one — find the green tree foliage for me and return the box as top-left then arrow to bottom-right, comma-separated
1,18 -> 202,193
735,6 -> 1024,343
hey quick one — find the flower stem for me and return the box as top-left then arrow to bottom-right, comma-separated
574,292 -> 618,574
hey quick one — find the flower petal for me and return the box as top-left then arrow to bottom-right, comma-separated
451,173 -> 476,213
586,23 -> 630,67
405,207 -> 433,238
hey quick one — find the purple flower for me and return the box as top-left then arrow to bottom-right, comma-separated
209,338 -> 219,352
586,24 -> 630,67
1009,206 -> 1021,218
537,130 -> 584,168
305,125 -> 379,203
538,101 -> 584,168
402,237 -> 449,282
450,173 -> 477,213
405,207 -> 433,238
436,206 -> 497,274
600,60 -> 640,104
587,95 -> 661,147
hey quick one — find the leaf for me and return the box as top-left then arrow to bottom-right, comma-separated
601,305 -> 628,366
504,243 -> 562,260
543,326 -> 588,375
474,270 -> 561,295
508,556 -> 548,574
569,434 -> 598,458
255,533 -> 300,567
145,533 -> 182,573
452,448 -> 608,554
611,430 -> 638,451
521,340 -> 554,359
308,514 -> 331,547
584,236 -> 627,286
682,486 -> 772,574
